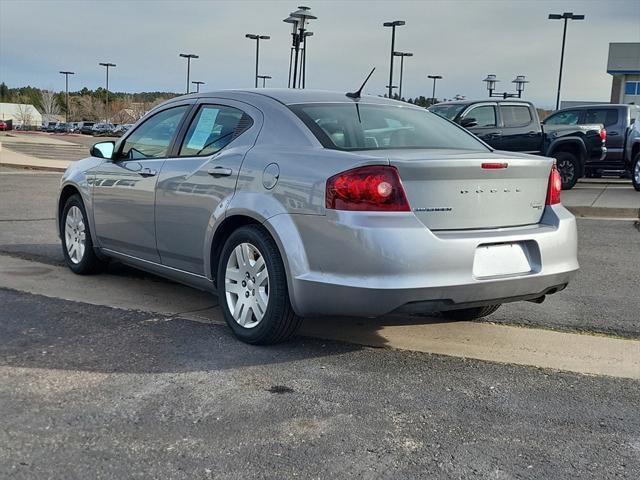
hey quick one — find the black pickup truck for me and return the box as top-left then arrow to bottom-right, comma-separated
429,100 -> 606,189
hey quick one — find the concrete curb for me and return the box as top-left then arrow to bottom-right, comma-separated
566,206 -> 640,220
0,162 -> 67,173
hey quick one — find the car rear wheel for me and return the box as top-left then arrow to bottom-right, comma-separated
632,153 -> 640,192
61,194 -> 105,274
553,151 -> 580,190
440,304 -> 501,321
217,225 -> 302,345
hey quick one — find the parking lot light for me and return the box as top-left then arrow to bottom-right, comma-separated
427,75 -> 443,105
289,6 -> 317,89
393,51 -> 412,99
512,75 -> 529,95
383,20 -> 406,98
548,12 -> 584,110
191,81 -> 205,93
483,74 -> 527,99
257,75 -> 272,88
245,34 -> 271,88
179,53 -> 199,94
98,62 -> 116,123
59,71 -> 74,123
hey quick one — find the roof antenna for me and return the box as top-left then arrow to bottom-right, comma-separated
346,67 -> 375,99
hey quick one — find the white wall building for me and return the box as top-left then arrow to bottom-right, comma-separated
0,102 -> 43,127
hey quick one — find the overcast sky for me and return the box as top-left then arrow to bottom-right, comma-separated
1,0 -> 639,108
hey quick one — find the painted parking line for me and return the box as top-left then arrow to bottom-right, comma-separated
1,253 -> 638,379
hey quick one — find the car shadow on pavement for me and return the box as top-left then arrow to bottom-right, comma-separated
0,288 -> 369,375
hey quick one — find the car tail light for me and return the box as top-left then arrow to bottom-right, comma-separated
600,128 -> 606,142
326,165 -> 410,211
546,165 -> 562,205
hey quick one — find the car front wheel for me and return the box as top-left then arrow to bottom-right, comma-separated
632,152 -> 640,192
217,225 -> 302,345
61,194 -> 105,274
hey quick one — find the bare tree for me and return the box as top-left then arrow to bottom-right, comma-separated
39,90 -> 61,118
14,97 -> 34,127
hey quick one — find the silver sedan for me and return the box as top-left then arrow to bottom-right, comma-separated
56,89 -> 579,344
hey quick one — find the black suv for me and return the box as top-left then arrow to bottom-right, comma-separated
429,100 -> 606,189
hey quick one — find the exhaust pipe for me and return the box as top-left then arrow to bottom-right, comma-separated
526,295 -> 546,304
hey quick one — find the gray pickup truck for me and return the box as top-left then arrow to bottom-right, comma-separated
543,104 -> 640,184
429,100 -> 606,189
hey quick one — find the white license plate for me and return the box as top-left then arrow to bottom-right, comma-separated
473,243 -> 532,278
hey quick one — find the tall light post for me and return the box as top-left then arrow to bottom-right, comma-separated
98,62 -> 116,122
427,75 -> 442,105
393,51 -> 412,99
257,75 -> 272,88
548,12 -> 584,110
301,31 -> 313,88
383,20 -> 405,98
192,81 -> 205,93
283,16 -> 298,88
245,34 -> 270,88
59,70 -> 74,123
179,53 -> 199,94
289,6 -> 317,89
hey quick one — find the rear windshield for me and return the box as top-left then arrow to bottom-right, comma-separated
290,103 -> 487,151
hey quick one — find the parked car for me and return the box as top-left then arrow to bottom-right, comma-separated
55,122 -> 74,133
45,121 -> 59,132
0,120 -> 7,131
91,123 -> 115,136
625,108 -> 640,191
542,104 -> 640,180
112,123 -> 133,137
56,89 -> 578,345
79,122 -> 96,134
429,100 -> 606,189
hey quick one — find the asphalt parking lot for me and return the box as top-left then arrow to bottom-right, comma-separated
1,167 -> 639,479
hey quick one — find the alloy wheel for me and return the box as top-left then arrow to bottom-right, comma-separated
558,159 -> 575,185
635,159 -> 640,185
224,242 -> 269,328
64,206 -> 86,264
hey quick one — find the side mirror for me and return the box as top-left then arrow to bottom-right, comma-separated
460,117 -> 478,128
90,141 -> 115,159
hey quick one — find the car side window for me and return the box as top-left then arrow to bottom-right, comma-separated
179,105 -> 252,157
585,109 -> 619,127
545,110 -> 580,126
463,105 -> 497,127
501,105 -> 532,128
120,105 -> 189,160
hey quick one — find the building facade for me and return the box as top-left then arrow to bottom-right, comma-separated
608,43 -> 640,104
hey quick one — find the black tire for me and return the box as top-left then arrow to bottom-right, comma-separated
60,194 -> 106,274
216,224 -> 302,345
553,151 -> 580,190
632,152 -> 640,192
440,304 -> 501,321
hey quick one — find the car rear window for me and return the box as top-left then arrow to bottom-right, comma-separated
585,109 -> 619,127
290,103 -> 488,151
501,105 -> 532,127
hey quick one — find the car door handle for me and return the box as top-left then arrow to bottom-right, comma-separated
526,131 -> 538,136
140,168 -> 157,177
207,166 -> 233,177
608,132 -> 619,136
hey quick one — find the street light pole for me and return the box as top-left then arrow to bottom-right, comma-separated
59,71 -> 74,123
383,20 -> 405,98
427,75 -> 442,105
549,12 -> 584,110
289,6 -> 317,89
245,34 -> 270,88
192,81 -> 205,93
98,62 -> 116,122
393,51 -> 412,99
257,75 -> 272,88
179,53 -> 199,94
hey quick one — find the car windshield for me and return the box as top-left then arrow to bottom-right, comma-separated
290,103 -> 487,151
428,104 -> 467,121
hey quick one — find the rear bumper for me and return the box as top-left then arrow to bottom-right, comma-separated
266,205 -> 579,318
